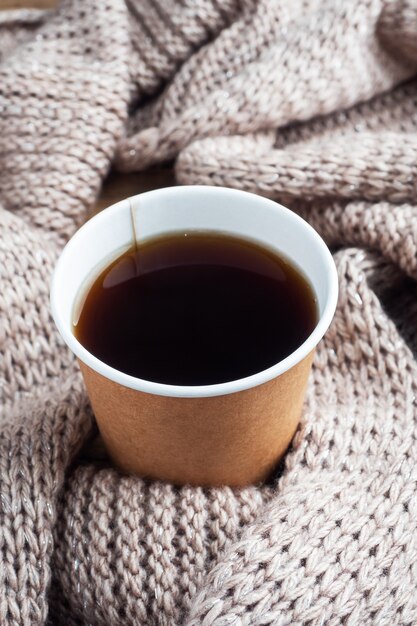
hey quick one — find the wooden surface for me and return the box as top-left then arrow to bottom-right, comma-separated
0,0 -> 56,8
95,167 -> 177,215
0,0 -> 176,211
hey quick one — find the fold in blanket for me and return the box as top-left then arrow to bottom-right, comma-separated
1,1 -> 417,625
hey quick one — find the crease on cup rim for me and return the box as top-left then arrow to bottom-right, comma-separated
50,186 -> 339,399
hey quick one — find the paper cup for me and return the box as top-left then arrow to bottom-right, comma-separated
51,186 -> 338,487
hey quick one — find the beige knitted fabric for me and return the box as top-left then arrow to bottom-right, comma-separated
1,1 -> 417,625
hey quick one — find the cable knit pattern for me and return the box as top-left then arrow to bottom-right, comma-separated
1,1 -> 417,624
116,0 -> 417,171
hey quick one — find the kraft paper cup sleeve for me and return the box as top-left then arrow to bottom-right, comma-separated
79,352 -> 314,487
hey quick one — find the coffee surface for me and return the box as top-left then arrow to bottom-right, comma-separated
74,233 -> 317,385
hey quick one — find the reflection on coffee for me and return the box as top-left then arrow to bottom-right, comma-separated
74,232 -> 317,385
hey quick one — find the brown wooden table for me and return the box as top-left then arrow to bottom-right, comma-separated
0,0 -> 55,7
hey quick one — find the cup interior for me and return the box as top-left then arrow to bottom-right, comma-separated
51,186 -> 338,397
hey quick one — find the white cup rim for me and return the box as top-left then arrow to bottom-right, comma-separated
51,186 -> 338,398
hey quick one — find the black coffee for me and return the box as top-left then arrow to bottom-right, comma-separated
74,233 -> 317,385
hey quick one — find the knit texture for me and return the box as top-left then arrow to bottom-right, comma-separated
1,1 -> 417,624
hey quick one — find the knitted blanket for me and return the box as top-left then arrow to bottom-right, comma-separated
1,1 -> 417,624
